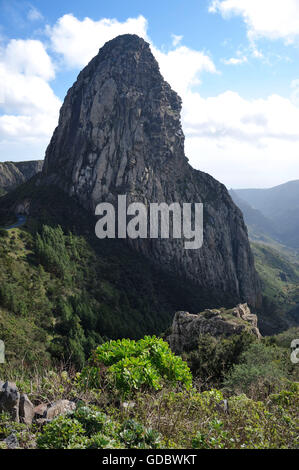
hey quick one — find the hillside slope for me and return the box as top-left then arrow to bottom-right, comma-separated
233,181 -> 299,249
251,242 -> 299,334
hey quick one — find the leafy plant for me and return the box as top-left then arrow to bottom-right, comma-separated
36,415 -> 87,449
80,336 -> 192,396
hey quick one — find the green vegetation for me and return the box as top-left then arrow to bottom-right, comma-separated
0,191 -> 298,449
0,222 -> 203,368
36,406 -> 161,449
80,336 -> 192,396
252,242 -> 299,334
0,335 -> 298,449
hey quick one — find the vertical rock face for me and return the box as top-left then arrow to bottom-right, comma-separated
43,34 -> 260,308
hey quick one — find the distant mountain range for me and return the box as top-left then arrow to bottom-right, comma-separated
0,160 -> 43,195
230,180 -> 299,251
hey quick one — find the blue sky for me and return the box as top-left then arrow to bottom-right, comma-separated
0,0 -> 299,188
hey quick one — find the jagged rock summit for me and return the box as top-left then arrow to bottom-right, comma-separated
42,34 -> 260,308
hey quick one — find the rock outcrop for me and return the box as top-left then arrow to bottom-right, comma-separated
0,160 -> 43,194
42,34 -> 260,308
167,303 -> 261,354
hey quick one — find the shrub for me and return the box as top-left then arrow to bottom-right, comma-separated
223,341 -> 291,398
80,336 -> 192,397
119,419 -> 161,449
36,415 -> 87,449
186,332 -> 255,389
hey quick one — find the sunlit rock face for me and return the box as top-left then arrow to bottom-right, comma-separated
43,34 -> 260,308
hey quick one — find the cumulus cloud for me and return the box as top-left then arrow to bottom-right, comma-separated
0,39 -> 61,157
1,12 -> 298,187
1,39 -> 55,80
153,46 -> 216,96
209,0 -> 299,44
47,14 -> 149,68
182,90 -> 299,187
47,14 -> 216,97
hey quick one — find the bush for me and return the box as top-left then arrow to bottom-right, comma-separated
80,336 -> 192,397
186,332 -> 255,389
223,341 -> 292,398
36,415 -> 87,449
36,403 -> 162,449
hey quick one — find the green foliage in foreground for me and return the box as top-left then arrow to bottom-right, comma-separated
0,333 -> 298,449
36,404 -> 161,449
80,336 -> 192,396
32,383 -> 299,449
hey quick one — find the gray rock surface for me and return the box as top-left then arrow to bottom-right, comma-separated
167,303 -> 261,354
19,393 -> 35,425
42,34 -> 260,307
0,381 -> 20,422
4,433 -> 18,449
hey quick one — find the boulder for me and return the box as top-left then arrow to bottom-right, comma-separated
19,393 -> 35,425
0,381 -> 20,422
45,399 -> 76,420
4,433 -> 18,449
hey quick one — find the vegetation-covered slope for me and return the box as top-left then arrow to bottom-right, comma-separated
0,215 -> 221,368
233,180 -> 299,249
251,242 -> 299,334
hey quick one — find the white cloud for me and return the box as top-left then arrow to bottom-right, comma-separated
291,79 -> 299,105
222,55 -> 248,65
1,39 -> 55,80
153,46 -> 216,96
48,14 -> 216,96
182,90 -> 299,187
1,13 -> 298,188
209,0 -> 299,44
47,14 -> 149,68
0,39 -> 61,159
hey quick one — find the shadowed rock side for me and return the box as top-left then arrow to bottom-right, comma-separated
42,34 -> 260,308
